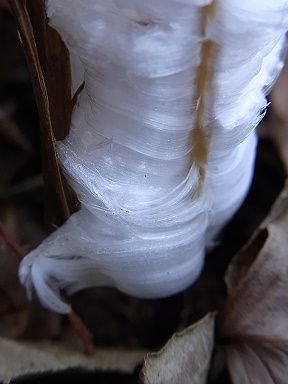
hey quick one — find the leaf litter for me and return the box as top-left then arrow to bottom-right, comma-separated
215,180 -> 288,384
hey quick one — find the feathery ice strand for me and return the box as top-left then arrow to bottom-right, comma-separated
20,0 -> 288,313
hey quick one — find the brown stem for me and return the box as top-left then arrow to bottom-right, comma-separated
0,221 -> 25,260
68,311 -> 95,355
0,220 -> 94,354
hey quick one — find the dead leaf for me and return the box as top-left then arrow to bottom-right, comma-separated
217,180 -> 288,384
141,313 -> 215,384
0,336 -> 146,383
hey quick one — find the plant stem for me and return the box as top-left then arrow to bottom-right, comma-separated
0,220 -> 94,354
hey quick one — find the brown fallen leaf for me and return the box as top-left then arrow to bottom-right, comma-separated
0,336 -> 146,384
141,313 -> 215,384
216,180 -> 288,384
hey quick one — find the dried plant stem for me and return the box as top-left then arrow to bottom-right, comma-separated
68,311 -> 95,355
0,221 -> 25,260
0,220 -> 94,354
8,0 -> 77,228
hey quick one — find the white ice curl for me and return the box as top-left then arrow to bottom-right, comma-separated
19,0 -> 288,313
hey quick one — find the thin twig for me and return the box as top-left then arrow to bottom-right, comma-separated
0,220 -> 94,354
68,311 -> 95,354
0,221 -> 25,259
